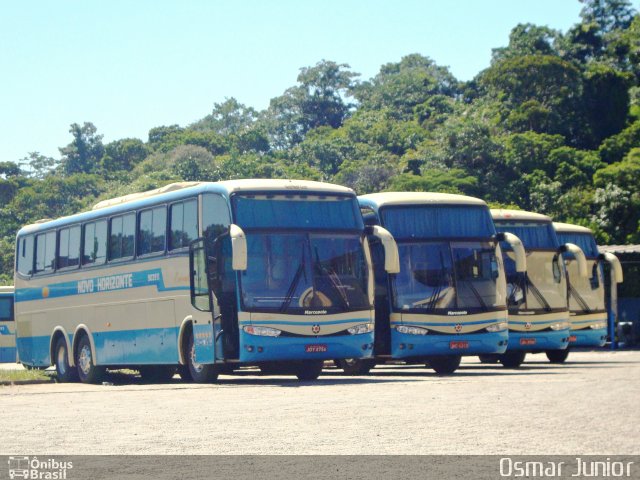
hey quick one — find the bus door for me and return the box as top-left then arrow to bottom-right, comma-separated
189,238 -> 219,364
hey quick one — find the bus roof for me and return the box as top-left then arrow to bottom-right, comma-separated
553,222 -> 593,234
18,179 -> 356,236
491,209 -> 552,223
359,192 -> 487,208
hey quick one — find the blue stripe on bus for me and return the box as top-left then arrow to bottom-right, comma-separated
0,325 -> 11,335
390,319 -> 500,327
508,319 -> 566,326
15,268 -> 189,303
0,347 -> 17,363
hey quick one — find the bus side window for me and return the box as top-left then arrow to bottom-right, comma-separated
83,220 -> 107,266
58,225 -> 81,269
138,206 -> 167,256
17,235 -> 34,276
170,199 -> 198,251
35,231 -> 56,274
360,206 -> 379,226
109,213 -> 135,261
202,194 -> 231,240
0,295 -> 13,321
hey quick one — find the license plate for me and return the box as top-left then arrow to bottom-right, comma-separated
520,338 -> 536,346
569,335 -> 577,342
449,341 -> 469,350
305,344 -> 327,353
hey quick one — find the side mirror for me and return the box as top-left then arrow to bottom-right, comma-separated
601,252 -> 624,284
561,243 -> 588,278
229,224 -> 247,271
366,225 -> 400,274
499,232 -> 527,273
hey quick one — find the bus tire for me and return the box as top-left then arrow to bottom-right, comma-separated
187,332 -> 218,383
499,351 -> 526,368
295,360 -> 324,381
546,349 -> 570,364
335,358 -> 375,375
54,336 -> 78,383
139,365 -> 176,383
426,355 -> 461,375
75,335 -> 105,384
478,354 -> 500,364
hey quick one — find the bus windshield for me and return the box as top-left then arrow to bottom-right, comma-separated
240,232 -> 369,313
393,240 -> 503,312
494,221 -> 559,250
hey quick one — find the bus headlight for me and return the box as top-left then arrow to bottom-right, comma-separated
396,325 -> 429,335
590,322 -> 607,330
243,325 -> 281,337
486,322 -> 508,332
347,323 -> 374,335
549,321 -> 570,331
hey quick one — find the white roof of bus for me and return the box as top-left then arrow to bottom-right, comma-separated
359,192 -> 487,207
0,286 -> 14,294
553,222 -> 593,234
93,179 -> 354,210
491,208 -> 551,223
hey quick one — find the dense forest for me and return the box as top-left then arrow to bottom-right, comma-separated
1,0 -> 639,283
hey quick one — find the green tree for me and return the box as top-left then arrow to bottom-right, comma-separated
191,97 -> 258,135
386,169 -> 479,195
59,122 -> 104,175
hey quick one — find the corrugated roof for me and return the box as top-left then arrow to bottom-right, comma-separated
599,245 -> 640,255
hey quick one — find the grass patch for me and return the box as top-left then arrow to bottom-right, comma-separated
0,368 -> 53,384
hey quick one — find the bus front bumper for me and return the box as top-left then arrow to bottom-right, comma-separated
569,327 -> 607,347
390,330 -> 509,358
507,329 -> 570,351
238,331 -> 374,363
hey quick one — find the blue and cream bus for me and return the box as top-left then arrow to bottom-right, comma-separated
554,222 -> 623,355
335,192 -> 526,375
14,180 -> 390,382
490,210 -> 588,367
0,286 -> 16,363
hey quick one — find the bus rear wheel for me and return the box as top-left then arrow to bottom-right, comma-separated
138,365 -> 177,383
335,358 -> 375,375
295,360 -> 324,381
499,351 -> 526,368
546,349 -> 570,364
186,332 -> 218,383
426,355 -> 461,375
54,337 -> 78,383
75,335 -> 105,384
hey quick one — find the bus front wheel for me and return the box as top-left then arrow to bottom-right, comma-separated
75,335 -> 105,384
546,349 -> 570,364
335,358 -> 375,375
499,351 -> 526,368
186,332 -> 218,383
54,337 -> 78,383
426,355 -> 461,375
295,360 -> 324,381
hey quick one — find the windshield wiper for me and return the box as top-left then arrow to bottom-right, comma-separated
458,277 -> 488,311
280,249 -> 307,313
568,284 -> 591,313
423,251 -> 449,311
314,247 -> 350,310
526,277 -> 552,312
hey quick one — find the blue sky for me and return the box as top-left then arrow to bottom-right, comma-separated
1,0 -> 638,165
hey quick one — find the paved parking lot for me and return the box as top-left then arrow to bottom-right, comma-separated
0,350 -> 638,455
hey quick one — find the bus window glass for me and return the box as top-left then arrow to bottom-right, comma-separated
83,220 -> 107,265
17,235 -> 34,276
138,207 -> 166,255
35,231 -> 56,273
0,296 -> 13,321
202,194 -> 231,240
58,226 -> 80,269
110,213 -> 135,260
170,199 -> 198,250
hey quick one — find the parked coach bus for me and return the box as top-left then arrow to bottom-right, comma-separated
334,192 -> 526,375
14,180 -> 393,383
554,222 -> 623,357
489,209 -> 588,367
0,286 -> 16,363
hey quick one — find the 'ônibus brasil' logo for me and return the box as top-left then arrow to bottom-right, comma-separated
8,456 -> 73,479
311,324 -> 321,334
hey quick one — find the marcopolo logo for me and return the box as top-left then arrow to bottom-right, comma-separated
8,456 -> 73,479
